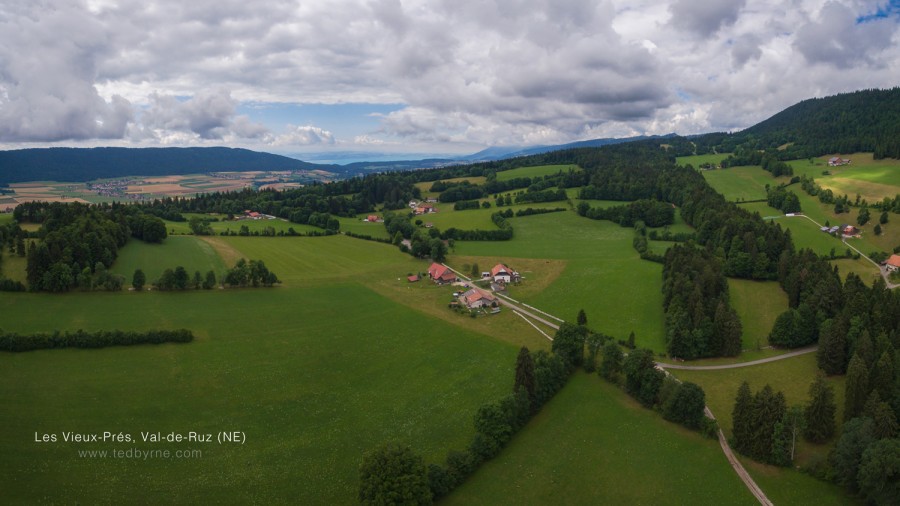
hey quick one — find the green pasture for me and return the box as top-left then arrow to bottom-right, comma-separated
671,352 -> 856,504
672,352 -> 846,446
420,203 -> 568,231
788,153 -> 900,202
727,279 -> 788,350
453,212 -> 666,352
109,236 -> 227,284
414,176 -> 487,197
0,283 -> 516,504
676,153 -> 731,167
495,164 -> 580,181
830,257 -> 881,286
0,212 -> 13,224
445,373 -> 755,505
702,166 -> 781,202
164,213 -> 320,236
778,216 -> 846,256
337,215 -> 391,239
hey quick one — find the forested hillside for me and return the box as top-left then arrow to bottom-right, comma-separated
0,147 -> 333,185
669,88 -> 900,160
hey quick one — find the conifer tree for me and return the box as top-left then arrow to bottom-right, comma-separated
731,381 -> 753,454
817,319 -> 847,375
844,353 -> 870,421
871,351 -> 895,402
804,374 -> 836,443
513,347 -> 535,407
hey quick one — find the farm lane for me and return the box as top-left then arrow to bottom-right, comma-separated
657,345 -> 818,370
440,262 -> 563,331
704,407 -> 774,506
786,214 -> 900,289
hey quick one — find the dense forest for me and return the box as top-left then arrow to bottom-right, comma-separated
14,201 -> 166,292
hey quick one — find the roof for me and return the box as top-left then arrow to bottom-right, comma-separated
887,255 -> 900,268
407,275 -> 420,282
462,287 -> 496,304
491,263 -> 511,277
428,263 -> 455,281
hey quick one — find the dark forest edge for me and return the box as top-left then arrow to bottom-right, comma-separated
0,328 -> 194,352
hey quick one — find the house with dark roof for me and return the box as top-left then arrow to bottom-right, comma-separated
427,263 -> 458,284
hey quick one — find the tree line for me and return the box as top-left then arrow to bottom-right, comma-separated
576,198 -> 675,228
0,328 -> 194,352
16,201 -> 166,292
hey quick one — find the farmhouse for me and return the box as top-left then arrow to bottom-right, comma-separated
366,215 -> 382,223
427,263 -> 458,284
459,287 -> 498,309
828,156 -> 851,166
414,203 -> 437,215
490,263 -> 519,283
886,255 -> 900,272
842,225 -> 859,236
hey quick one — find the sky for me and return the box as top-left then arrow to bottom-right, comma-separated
1,0 -> 899,161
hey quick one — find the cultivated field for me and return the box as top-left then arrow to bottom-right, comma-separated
109,235 -> 228,283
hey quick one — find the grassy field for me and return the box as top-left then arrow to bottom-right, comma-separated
702,166 -> 777,202
110,236 -> 228,283
414,176 -> 487,198
164,213 -> 320,236
454,211 -> 667,352
672,352 -> 846,448
337,215 -> 392,239
702,160 -> 900,257
417,202 -> 568,231
0,237 -> 519,504
727,279 -> 788,350
676,153 -> 731,167
788,153 -> 900,202
445,373 -> 755,505
495,164 -> 580,181
671,352 -> 856,504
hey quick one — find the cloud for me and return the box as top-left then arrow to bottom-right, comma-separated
794,1 -> 896,67
2,0 -> 900,151
0,2 -> 132,141
271,125 -> 335,146
669,0 -> 746,37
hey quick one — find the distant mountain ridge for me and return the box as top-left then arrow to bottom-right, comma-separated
0,147 -> 335,186
459,134 -> 676,162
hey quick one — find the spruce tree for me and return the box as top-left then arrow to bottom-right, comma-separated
513,347 -> 535,407
817,319 -> 847,375
872,402 -> 898,439
576,309 -> 587,326
872,351 -> 895,402
731,381 -> 753,454
804,374 -> 836,443
844,353 -> 870,421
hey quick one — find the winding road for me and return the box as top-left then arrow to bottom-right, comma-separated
656,345 -> 818,370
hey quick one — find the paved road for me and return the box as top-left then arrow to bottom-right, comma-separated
657,345 -> 818,370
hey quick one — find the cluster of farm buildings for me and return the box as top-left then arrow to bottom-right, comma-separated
820,224 -> 860,237
828,157 -> 851,167
410,262 -> 521,311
